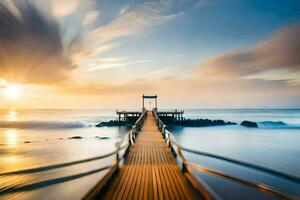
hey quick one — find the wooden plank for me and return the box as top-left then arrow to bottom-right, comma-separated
116,146 -> 140,199
160,149 -> 188,200
132,146 -> 143,199
111,148 -> 137,199
136,145 -> 145,200
158,149 -> 182,200
127,148 -> 142,198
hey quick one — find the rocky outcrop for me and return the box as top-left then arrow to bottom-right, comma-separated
177,119 -> 237,127
95,136 -> 110,139
96,116 -> 140,127
241,121 -> 258,128
259,121 -> 286,127
68,136 -> 83,139
96,120 -> 125,127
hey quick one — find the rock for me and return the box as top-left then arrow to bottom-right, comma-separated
241,121 -> 258,128
173,119 -> 237,127
96,117 -> 139,127
95,136 -> 110,140
24,141 -> 31,143
68,136 -> 83,139
96,120 -> 123,127
259,121 -> 286,127
158,116 -> 237,127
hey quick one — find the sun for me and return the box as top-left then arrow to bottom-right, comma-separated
2,84 -> 22,99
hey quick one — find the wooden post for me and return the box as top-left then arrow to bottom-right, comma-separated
179,148 -> 188,173
155,95 -> 157,110
142,94 -> 145,111
172,114 -> 175,124
116,142 -> 120,165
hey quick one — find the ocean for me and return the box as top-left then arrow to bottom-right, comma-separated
0,109 -> 299,199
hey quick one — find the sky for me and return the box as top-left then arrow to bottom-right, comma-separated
0,0 -> 300,109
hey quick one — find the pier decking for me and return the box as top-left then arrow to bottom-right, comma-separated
102,112 -> 199,200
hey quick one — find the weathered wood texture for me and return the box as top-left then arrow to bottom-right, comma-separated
103,112 -> 198,200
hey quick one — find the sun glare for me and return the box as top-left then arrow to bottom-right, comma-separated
3,84 -> 22,99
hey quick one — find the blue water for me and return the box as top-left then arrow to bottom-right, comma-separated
0,109 -> 299,199
168,109 -> 300,199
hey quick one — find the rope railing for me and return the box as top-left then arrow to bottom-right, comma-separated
152,110 -> 299,200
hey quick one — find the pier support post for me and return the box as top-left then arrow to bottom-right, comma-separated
155,95 -> 157,110
182,162 -> 188,173
116,142 -> 120,165
142,94 -> 145,111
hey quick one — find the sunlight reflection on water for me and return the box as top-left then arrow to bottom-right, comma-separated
0,109 -> 129,200
5,129 -> 18,148
6,110 -> 18,121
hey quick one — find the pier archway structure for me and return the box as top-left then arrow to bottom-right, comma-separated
142,95 -> 158,111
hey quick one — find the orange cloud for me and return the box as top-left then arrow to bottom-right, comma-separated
198,23 -> 300,81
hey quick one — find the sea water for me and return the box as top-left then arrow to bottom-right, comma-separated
0,109 -> 130,199
168,109 -> 300,199
0,109 -> 299,199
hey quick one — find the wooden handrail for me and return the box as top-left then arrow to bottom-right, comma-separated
152,110 -> 298,200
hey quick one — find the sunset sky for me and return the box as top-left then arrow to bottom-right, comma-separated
0,0 -> 300,109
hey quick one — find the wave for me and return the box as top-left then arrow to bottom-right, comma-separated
258,121 -> 300,129
0,120 -> 87,129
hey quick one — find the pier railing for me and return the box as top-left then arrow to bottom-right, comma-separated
152,110 -> 298,200
84,110 -> 147,199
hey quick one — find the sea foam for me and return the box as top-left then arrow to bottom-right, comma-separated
258,121 -> 300,129
0,120 -> 87,129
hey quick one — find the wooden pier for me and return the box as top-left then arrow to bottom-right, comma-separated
102,112 -> 199,200
116,110 -> 184,124
116,110 -> 142,122
117,95 -> 184,124
84,95 -> 296,200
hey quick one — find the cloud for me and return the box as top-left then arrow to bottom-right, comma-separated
132,59 -> 150,64
51,0 -> 80,17
90,3 -> 181,45
118,4 -> 130,16
58,73 -> 300,108
195,0 -> 219,7
83,10 -> 100,25
0,79 -> 7,88
70,2 -> 181,64
198,23 -> 300,81
61,79 -> 155,96
0,0 -> 81,84
84,57 -> 149,71
59,21 -> 300,107
87,63 -> 127,71
150,67 -> 172,76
